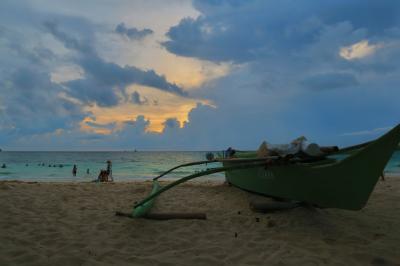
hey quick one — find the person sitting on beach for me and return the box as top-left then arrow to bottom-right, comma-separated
1,163 -> 6,168
97,170 -> 108,182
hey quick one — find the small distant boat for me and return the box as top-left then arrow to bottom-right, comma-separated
132,124 -> 400,216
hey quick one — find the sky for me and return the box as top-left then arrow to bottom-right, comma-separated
0,0 -> 399,151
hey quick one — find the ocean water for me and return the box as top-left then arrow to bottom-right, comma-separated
0,151 -> 224,182
385,150 -> 400,174
0,151 -> 399,182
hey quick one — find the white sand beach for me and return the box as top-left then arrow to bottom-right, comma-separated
1,178 -> 400,266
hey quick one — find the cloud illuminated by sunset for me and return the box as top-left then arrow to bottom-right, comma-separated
339,40 -> 382,60
80,85 -> 212,134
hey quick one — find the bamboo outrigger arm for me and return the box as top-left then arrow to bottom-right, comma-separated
153,156 -> 281,181
133,156 -> 282,217
153,159 -> 219,181
133,161 -> 271,217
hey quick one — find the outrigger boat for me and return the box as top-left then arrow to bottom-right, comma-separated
132,124 -> 400,217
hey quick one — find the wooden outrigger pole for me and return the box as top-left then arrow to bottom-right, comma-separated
133,160 -> 272,217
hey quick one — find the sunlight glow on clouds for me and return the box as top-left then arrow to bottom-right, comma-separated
99,31 -> 231,90
339,40 -> 382,60
81,85 -> 212,134
149,56 -> 231,90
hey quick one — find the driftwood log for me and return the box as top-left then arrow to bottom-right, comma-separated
115,211 -> 207,220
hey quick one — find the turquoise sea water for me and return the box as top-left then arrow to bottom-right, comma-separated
0,151 -> 399,182
0,151 -> 224,182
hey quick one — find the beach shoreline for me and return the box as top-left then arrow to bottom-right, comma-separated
1,177 -> 399,265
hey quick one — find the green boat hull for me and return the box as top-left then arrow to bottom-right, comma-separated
224,124 -> 400,210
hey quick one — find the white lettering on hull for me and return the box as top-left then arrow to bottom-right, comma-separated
258,169 -> 275,180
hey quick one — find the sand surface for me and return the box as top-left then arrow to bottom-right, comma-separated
0,178 -> 400,266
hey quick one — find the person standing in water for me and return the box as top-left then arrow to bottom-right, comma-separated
72,165 -> 77,177
106,160 -> 113,181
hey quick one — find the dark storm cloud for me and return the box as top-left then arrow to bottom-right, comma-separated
163,118 -> 180,129
44,21 -> 187,107
0,67 -> 85,136
77,55 -> 187,97
130,91 -> 148,105
63,78 -> 120,107
0,4 -> 92,145
115,23 -> 153,40
124,115 -> 150,129
43,21 -> 93,55
11,43 -> 55,65
164,0 -> 400,63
